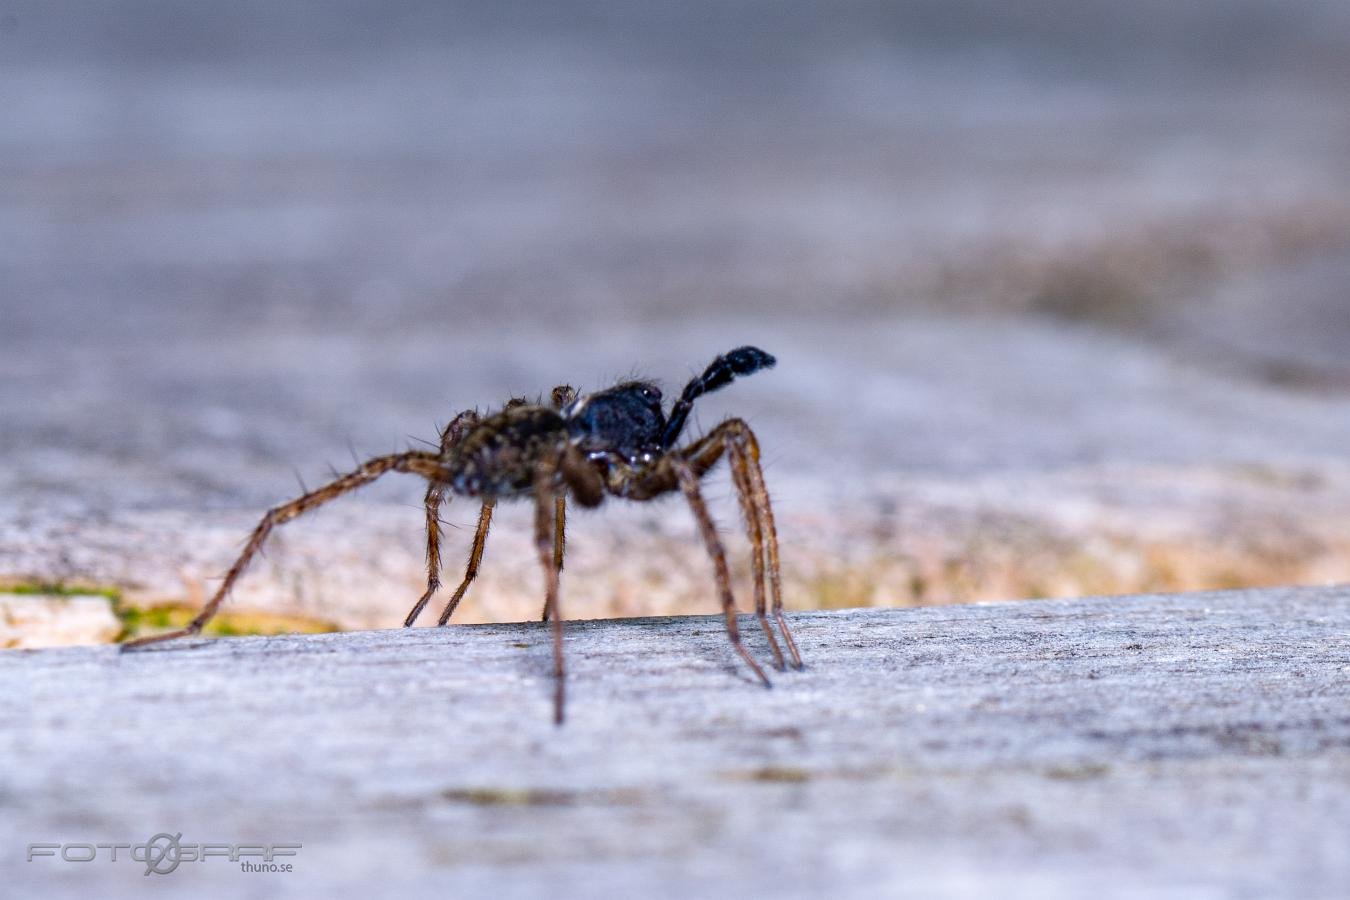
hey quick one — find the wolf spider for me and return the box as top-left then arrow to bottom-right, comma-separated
121,346 -> 802,723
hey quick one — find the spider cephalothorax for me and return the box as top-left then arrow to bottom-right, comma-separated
565,381 -> 665,462
122,346 -> 802,724
564,345 -> 776,466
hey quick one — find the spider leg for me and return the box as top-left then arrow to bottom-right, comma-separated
541,495 -> 565,622
550,384 -> 577,409
541,444 -> 604,623
403,477 -> 449,626
672,457 -> 772,689
725,440 -> 787,670
121,450 -> 444,650
404,410 -> 480,627
533,457 -> 567,724
435,500 -> 495,626
723,420 -> 803,669
554,495 -> 566,571
679,420 -> 803,669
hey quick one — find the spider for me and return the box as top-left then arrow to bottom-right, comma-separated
121,346 -> 803,723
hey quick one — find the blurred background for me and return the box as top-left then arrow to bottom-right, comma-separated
3,1 -> 1350,642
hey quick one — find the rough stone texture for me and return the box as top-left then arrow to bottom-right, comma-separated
2,586 -> 1348,898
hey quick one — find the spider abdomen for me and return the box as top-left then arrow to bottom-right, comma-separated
447,405 -> 568,498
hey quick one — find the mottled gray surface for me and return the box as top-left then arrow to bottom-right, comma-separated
2,586 -> 1348,899
6,9 -> 1350,895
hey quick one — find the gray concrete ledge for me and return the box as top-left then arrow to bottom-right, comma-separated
2,586 -> 1348,899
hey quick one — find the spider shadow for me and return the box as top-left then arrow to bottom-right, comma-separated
623,612 -> 788,688
497,613 -> 784,697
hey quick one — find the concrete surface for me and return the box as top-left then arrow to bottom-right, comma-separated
2,586 -> 1347,898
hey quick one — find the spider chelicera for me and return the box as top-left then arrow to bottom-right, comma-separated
121,346 -> 803,723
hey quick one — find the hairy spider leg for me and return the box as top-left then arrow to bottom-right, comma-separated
533,457 -> 567,724
121,450 -> 446,650
402,474 -> 450,626
547,380 -> 578,624
726,440 -> 787,670
720,420 -> 803,669
542,495 -> 565,622
530,443 -> 605,723
430,412 -> 586,630
554,496 -> 566,572
434,500 -> 496,626
671,457 -> 773,690
676,421 -> 785,669
550,384 -> 578,409
404,409 -> 480,626
680,418 -> 801,669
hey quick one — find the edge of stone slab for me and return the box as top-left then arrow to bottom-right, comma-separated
3,583 -> 1345,662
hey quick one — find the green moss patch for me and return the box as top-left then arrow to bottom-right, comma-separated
113,603 -> 340,641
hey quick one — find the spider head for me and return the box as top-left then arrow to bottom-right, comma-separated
563,380 -> 666,463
